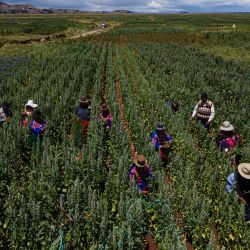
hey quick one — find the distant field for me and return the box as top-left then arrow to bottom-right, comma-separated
1,13 -> 250,250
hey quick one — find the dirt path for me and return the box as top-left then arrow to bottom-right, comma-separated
115,71 -> 136,159
70,25 -> 116,39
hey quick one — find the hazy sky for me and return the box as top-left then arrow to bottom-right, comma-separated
5,0 -> 250,12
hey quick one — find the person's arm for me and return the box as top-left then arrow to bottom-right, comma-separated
151,132 -> 160,149
129,166 -> 136,182
208,103 -> 215,123
192,102 -> 199,118
226,172 -> 236,193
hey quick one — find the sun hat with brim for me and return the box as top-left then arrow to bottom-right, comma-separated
156,123 -> 165,131
220,121 -> 234,132
238,163 -> 250,180
134,155 -> 147,168
25,100 -> 38,109
79,98 -> 88,104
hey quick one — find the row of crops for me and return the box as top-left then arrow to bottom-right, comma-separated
1,22 -> 250,249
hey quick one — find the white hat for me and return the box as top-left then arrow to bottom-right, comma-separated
238,163 -> 250,180
220,121 -> 234,132
25,100 -> 38,109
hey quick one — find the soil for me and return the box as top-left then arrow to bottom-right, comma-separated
144,232 -> 159,250
114,71 -> 136,159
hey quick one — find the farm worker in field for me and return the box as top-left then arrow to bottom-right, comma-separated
191,92 -> 215,131
76,97 -> 90,136
151,123 -> 173,168
99,103 -> 113,132
226,163 -> 250,221
165,100 -> 180,113
22,100 -> 38,127
29,110 -> 47,143
129,155 -> 153,194
216,121 -> 240,156
0,102 -> 12,127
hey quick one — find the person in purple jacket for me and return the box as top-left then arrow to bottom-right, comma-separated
29,110 -> 47,144
151,123 -> 173,168
129,155 -> 153,194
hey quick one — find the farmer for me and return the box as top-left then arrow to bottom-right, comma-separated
165,100 -> 180,113
99,103 -> 113,132
129,155 -> 153,194
151,123 -> 173,168
226,163 -> 250,222
0,102 -> 12,126
216,121 -> 240,155
191,93 -> 215,131
29,110 -> 47,144
75,97 -> 90,136
22,100 -> 38,127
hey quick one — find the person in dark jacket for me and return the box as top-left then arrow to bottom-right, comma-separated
226,163 -> 250,222
0,102 -> 12,126
216,121 -> 240,156
191,92 -> 215,131
165,100 -> 180,113
76,97 -> 90,136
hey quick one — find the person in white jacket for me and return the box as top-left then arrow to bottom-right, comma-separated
191,92 -> 215,131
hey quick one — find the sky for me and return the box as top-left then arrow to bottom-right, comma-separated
5,0 -> 250,13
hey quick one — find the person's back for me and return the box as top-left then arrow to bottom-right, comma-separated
29,110 -> 47,143
0,102 -> 12,126
76,97 -> 90,136
129,155 -> 153,194
99,103 -> 113,131
216,121 -> 240,153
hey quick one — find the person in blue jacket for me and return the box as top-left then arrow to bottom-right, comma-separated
151,123 -> 173,168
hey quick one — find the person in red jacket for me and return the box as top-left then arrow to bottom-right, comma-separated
99,103 -> 113,133
21,100 -> 38,127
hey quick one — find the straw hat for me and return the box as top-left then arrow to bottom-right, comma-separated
134,155 -> 147,168
238,163 -> 250,180
79,97 -> 88,104
156,123 -> 165,131
220,121 -> 234,132
25,100 -> 38,108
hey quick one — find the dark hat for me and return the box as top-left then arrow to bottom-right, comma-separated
156,123 -> 165,131
101,103 -> 109,111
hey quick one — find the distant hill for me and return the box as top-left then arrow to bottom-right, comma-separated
0,1 -> 135,14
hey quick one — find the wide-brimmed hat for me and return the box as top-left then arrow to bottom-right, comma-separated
238,163 -> 250,180
79,97 -> 88,104
156,123 -> 165,131
220,121 -> 234,131
25,100 -> 38,109
134,155 -> 147,168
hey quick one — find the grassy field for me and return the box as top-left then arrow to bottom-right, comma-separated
1,13 -> 250,250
